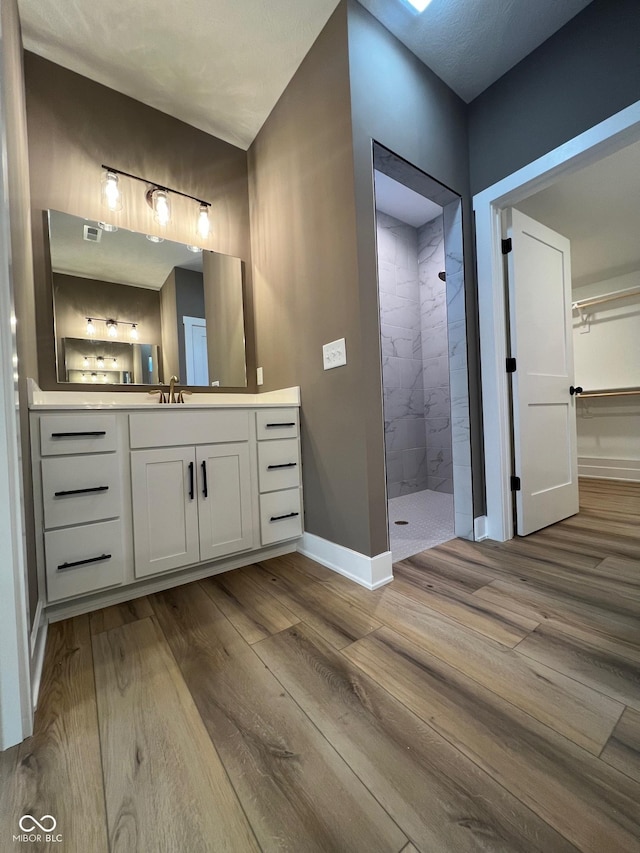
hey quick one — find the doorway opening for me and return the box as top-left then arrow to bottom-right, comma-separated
474,102 -> 640,541
372,144 -> 473,562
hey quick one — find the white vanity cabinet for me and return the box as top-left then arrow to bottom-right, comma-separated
30,394 -> 303,617
34,413 -> 127,603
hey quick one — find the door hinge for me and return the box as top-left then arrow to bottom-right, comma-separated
502,237 -> 512,255
510,476 -> 521,491
506,357 -> 516,373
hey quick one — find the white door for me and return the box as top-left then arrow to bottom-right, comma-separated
196,442 -> 253,561
183,316 -> 209,386
131,447 -> 200,577
506,209 -> 579,536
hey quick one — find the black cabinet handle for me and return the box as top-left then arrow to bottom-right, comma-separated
265,422 -> 296,428
51,430 -> 107,438
570,385 -> 583,396
57,553 -> 111,571
201,460 -> 208,498
188,462 -> 195,500
267,462 -> 297,470
54,485 -> 109,497
270,512 -> 300,522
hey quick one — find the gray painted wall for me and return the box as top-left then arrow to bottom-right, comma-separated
347,0 -> 483,551
468,0 -> 640,194
174,267 -> 205,383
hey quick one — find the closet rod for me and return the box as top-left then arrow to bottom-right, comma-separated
579,388 -> 640,399
572,286 -> 640,310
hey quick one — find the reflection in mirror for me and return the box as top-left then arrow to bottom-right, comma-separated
49,210 -> 247,387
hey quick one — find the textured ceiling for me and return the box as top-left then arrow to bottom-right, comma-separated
18,0 -> 596,151
516,139 -> 640,286
357,0 -> 594,102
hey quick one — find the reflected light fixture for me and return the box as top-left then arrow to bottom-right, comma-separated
187,244 -> 202,253
86,318 -> 96,335
146,234 -> 164,243
112,357 -> 118,367
106,320 -> 118,337
96,356 -> 105,368
100,170 -> 122,212
82,356 -> 90,367
91,372 -> 98,383
130,324 -> 139,341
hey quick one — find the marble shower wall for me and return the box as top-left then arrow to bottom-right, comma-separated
377,211 -> 427,498
417,216 -> 453,494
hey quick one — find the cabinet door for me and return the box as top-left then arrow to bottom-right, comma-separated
131,447 -> 200,578
197,443 -> 253,561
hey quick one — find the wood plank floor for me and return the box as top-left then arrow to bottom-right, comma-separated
1,478 -> 639,852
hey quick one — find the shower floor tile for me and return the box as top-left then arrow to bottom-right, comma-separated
388,489 -> 455,563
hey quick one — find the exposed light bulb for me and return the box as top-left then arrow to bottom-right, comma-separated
101,170 -> 122,212
102,374 -> 108,383
81,373 -> 87,382
86,318 -> 96,335
197,204 -> 210,240
91,372 -> 98,383
96,356 -> 105,368
107,320 -> 118,337
152,189 -> 170,227
112,357 -> 118,367
130,324 -> 139,340
83,356 -> 89,367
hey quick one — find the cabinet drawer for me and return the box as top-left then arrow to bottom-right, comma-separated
45,519 -> 124,602
40,414 -> 117,456
41,455 -> 121,529
257,439 -> 300,493
259,488 -> 302,545
130,410 -> 249,448
256,409 -> 299,441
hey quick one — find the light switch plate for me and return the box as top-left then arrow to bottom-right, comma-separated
257,366 -> 264,385
323,338 -> 347,370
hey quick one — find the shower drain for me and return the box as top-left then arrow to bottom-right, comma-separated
394,520 -> 409,525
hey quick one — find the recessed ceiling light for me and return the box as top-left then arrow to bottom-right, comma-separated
404,0 -> 433,11
98,221 -> 118,232
146,234 -> 164,243
186,245 -> 202,253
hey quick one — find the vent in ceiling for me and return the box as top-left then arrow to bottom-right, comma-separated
83,224 -> 102,243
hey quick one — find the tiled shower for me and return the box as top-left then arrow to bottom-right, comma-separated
377,210 -> 453,498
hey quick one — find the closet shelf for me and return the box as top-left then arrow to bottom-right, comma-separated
572,286 -> 640,311
578,387 -> 640,399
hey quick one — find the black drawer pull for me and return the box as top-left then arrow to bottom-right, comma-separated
54,485 -> 109,497
265,422 -> 296,428
51,430 -> 107,438
201,460 -> 208,498
267,462 -> 297,470
188,461 -> 195,500
270,512 -> 300,522
57,553 -> 111,571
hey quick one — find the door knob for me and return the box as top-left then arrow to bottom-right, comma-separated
570,385 -> 583,396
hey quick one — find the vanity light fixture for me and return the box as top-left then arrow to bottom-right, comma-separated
148,187 -> 171,227
96,356 -> 105,368
90,372 -> 98,383
100,170 -> 123,212
85,316 -> 139,338
130,324 -> 139,341
82,356 -> 90,367
112,357 -> 118,367
100,164 -> 211,239
106,320 -> 118,338
86,318 -> 96,335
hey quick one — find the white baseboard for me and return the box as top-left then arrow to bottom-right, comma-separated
473,516 -> 489,541
578,457 -> 640,482
298,532 -> 393,590
29,599 -> 48,711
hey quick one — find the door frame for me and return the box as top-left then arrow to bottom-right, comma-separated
473,101 -> 640,542
183,315 -> 208,386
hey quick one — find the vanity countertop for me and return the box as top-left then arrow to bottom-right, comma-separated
27,380 -> 300,410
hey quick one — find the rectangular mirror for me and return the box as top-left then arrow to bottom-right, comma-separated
49,210 -> 247,387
